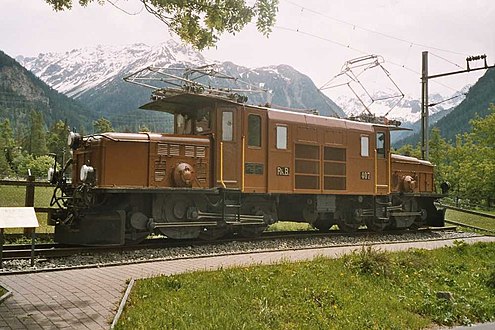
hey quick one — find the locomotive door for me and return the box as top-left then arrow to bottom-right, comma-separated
216,106 -> 240,188
374,129 -> 390,195
242,108 -> 267,193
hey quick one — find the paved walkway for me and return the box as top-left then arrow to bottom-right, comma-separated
1,236 -> 494,329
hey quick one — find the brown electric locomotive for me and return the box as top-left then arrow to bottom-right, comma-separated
48,91 -> 446,245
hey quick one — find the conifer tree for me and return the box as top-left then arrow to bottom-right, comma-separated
0,118 -> 16,167
28,110 -> 49,157
93,117 -> 114,133
47,120 -> 70,165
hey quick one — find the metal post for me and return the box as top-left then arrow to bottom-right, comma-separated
421,51 -> 429,160
0,229 -> 4,269
31,229 -> 36,267
24,174 -> 35,236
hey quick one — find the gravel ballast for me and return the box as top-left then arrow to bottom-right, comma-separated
0,230 -> 482,273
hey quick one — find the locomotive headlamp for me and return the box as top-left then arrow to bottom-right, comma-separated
67,131 -> 82,150
47,167 -> 55,182
80,165 -> 95,183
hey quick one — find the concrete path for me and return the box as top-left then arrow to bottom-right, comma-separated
1,236 -> 494,329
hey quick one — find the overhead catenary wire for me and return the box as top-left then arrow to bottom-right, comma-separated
430,52 -> 464,70
282,0 -> 471,57
275,25 -> 463,95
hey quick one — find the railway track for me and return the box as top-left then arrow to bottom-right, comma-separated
1,226 -> 457,261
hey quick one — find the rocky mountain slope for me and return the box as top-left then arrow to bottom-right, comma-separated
0,51 -> 97,132
335,89 -> 467,125
17,40 -> 345,129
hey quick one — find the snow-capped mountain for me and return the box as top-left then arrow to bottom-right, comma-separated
16,40 -> 344,120
17,40 -> 207,99
335,87 -> 469,125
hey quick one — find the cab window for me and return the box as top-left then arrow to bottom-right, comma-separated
360,135 -> 369,157
222,111 -> 233,141
248,114 -> 261,147
376,132 -> 385,158
194,108 -> 211,134
276,125 -> 287,149
175,113 -> 192,135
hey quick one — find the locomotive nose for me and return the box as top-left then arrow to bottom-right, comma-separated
173,162 -> 195,187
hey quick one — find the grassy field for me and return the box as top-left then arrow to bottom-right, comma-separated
446,209 -> 495,232
116,242 -> 495,329
0,185 -> 53,233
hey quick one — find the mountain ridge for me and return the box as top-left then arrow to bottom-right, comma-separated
17,40 -> 345,121
0,50 -> 97,132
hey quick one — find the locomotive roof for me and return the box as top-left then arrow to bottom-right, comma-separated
140,92 -> 408,132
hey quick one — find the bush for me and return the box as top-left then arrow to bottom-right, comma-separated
344,246 -> 392,277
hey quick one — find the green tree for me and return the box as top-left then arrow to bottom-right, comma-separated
394,144 -> 421,158
0,119 -> 16,177
428,128 -> 451,190
27,110 -> 49,157
43,0 -> 279,49
27,155 -> 55,180
47,120 -> 70,165
460,105 -> 495,206
436,105 -> 495,207
139,124 -> 150,132
11,151 -> 33,178
93,117 -> 114,133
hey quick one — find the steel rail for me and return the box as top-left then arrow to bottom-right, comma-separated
441,204 -> 495,219
445,220 -> 495,235
1,226 -> 457,261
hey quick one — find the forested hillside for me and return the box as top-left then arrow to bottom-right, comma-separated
0,51 -> 97,130
395,105 -> 495,208
396,68 -> 495,146
0,51 -> 98,179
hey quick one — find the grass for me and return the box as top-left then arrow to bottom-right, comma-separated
115,242 -> 495,330
446,209 -> 495,232
267,221 -> 314,232
0,286 -> 6,298
0,185 -> 54,234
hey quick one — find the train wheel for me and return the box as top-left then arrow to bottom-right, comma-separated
125,211 -> 152,245
335,209 -> 360,232
337,220 -> 360,232
365,218 -> 389,232
312,214 -> 336,232
392,197 -> 420,230
152,194 -> 202,239
125,231 -> 150,245
313,219 -> 332,232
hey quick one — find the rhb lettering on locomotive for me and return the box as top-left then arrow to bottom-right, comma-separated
277,166 -> 290,176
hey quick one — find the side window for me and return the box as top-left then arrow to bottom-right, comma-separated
195,109 -> 211,134
361,135 -> 369,157
376,132 -> 385,158
222,111 -> 233,141
248,114 -> 261,147
276,125 -> 287,150
175,113 -> 192,135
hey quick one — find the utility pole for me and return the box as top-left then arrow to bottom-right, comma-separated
421,51 -> 429,160
420,52 -> 495,160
